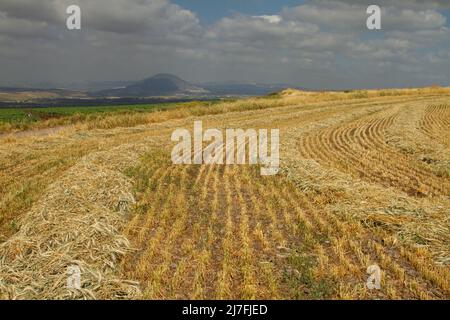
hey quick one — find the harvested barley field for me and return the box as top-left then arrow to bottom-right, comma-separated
0,88 -> 449,300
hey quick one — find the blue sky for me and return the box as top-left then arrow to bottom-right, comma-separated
174,0 -> 450,26
172,0 -> 307,24
444,10 -> 450,24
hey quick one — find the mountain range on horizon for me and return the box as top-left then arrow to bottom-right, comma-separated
93,73 -> 294,98
0,74 -> 295,98
0,74 -> 297,105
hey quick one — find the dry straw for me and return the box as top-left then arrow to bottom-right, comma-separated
0,144 -> 148,299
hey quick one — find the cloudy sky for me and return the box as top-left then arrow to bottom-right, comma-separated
0,0 -> 449,89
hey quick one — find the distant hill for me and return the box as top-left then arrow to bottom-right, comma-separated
94,74 -> 294,98
95,74 -> 208,97
0,74 -> 297,102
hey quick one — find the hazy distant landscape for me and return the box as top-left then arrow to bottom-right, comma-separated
0,73 -> 293,105
0,73 -> 296,132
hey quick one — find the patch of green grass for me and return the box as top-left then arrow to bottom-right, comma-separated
0,100 -> 223,128
283,220 -> 335,299
0,109 -> 29,122
0,104 -> 164,124
284,251 -> 335,299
